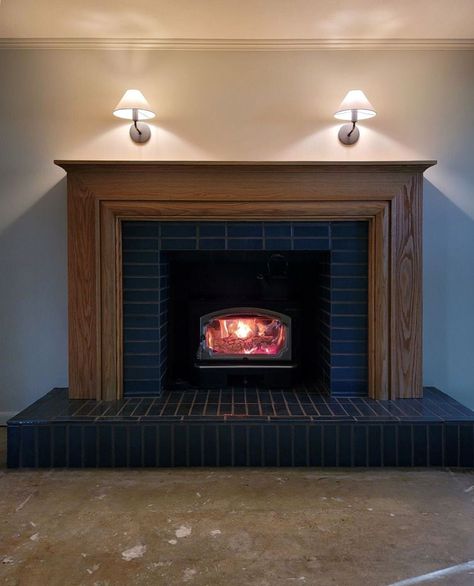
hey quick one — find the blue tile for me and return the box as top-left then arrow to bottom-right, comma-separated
123,264 -> 160,277
98,426 -> 113,467
332,354 -> 368,368
123,277 -> 160,290
143,426 -> 157,466
459,425 -> 474,467
125,341 -> 160,354
52,425 -> 67,467
199,223 -> 226,237
38,426 -> 51,467
123,329 -> 160,342
122,238 -> 160,251
124,303 -> 160,316
122,222 -> 160,238
128,427 -> 142,467
264,238 -> 292,250
113,426 -> 127,467
161,223 -> 197,238
264,223 -> 291,237
398,426 -> 413,466
278,426 -> 293,466
124,355 -> 159,368
198,239 -> 226,250
331,341 -> 368,354
331,302 -> 368,316
331,264 -> 368,277
309,426 -> 322,466
332,237 -> 368,251
188,425 -> 202,465
124,367 -> 160,380
338,425 -> 352,466
428,425 -> 443,466
248,426 -> 263,466
68,426 -> 82,467
293,426 -> 308,466
353,426 -> 367,466
293,238 -> 330,250
293,223 -> 329,238
331,381 -> 368,396
332,251 -> 368,263
160,238 -> 197,251
445,424 -> 459,466
158,425 -> 172,466
263,426 -> 278,465
203,426 -> 218,466
228,239 -> 263,250
227,223 -> 263,237
233,426 -> 248,465
383,425 -> 397,466
218,427 -> 232,466
173,426 -> 187,466
331,277 -> 368,289
331,328 -> 368,341
323,426 -> 337,466
332,315 -> 367,329
368,426 -> 382,466
331,222 -> 368,237
83,426 -> 97,467
123,290 -> 158,303
124,316 -> 159,329
413,425 -> 428,466
332,290 -> 367,303
123,251 -> 157,264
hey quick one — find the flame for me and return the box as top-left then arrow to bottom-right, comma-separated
234,319 -> 253,339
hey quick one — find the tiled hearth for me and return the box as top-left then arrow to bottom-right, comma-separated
7,387 -> 474,468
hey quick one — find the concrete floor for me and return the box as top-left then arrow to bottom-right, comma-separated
0,428 -> 473,586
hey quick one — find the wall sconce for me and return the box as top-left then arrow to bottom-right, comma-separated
334,90 -> 376,145
113,89 -> 155,143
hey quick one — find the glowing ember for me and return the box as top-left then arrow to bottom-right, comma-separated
204,314 -> 287,356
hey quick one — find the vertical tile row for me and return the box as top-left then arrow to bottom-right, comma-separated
122,221 -> 161,396
329,222 -> 369,396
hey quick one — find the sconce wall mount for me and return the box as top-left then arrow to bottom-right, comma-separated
113,89 -> 155,144
335,90 -> 376,145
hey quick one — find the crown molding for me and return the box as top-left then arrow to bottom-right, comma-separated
0,37 -> 473,51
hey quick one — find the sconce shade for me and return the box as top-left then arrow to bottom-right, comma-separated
113,89 -> 155,120
334,90 -> 376,121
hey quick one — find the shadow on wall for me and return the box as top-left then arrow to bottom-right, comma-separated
0,177 -> 68,415
423,178 -> 474,409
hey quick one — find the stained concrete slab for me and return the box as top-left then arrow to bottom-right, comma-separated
0,427 -> 473,585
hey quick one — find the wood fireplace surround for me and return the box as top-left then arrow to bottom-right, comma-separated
55,160 -> 436,402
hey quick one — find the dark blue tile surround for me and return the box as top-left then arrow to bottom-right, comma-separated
122,220 -> 368,398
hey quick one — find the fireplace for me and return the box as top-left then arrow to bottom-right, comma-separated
15,160 -> 474,472
56,160 -> 435,401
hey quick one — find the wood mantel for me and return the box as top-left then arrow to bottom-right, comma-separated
55,160 -> 436,401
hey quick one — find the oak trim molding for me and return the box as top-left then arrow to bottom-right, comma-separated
56,160 -> 436,401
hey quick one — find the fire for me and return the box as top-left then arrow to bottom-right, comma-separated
204,313 -> 287,357
234,320 -> 253,339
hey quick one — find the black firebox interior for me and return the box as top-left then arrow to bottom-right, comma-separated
166,250 -> 328,388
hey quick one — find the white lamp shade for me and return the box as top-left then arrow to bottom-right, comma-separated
113,89 -> 155,120
334,90 -> 376,121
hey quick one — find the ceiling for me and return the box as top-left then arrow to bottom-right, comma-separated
0,0 -> 473,44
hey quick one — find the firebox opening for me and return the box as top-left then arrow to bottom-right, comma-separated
165,250 -> 329,390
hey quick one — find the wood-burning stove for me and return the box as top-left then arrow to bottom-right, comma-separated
195,307 -> 297,387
